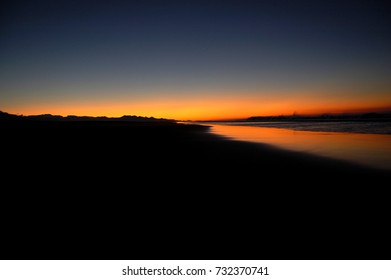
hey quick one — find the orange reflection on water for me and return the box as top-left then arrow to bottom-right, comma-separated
208,124 -> 391,170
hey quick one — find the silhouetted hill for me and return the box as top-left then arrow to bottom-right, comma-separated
27,114 -> 64,121
0,111 -> 20,120
0,110 -> 174,122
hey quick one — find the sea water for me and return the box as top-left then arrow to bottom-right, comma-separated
199,121 -> 391,170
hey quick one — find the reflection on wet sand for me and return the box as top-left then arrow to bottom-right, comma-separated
208,124 -> 391,170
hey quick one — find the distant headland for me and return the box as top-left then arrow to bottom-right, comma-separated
246,112 -> 391,122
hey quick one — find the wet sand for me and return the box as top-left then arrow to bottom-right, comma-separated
2,120 -> 390,259
3,120 -> 390,183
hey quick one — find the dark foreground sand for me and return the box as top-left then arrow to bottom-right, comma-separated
2,120 -> 390,259
3,120 -> 389,181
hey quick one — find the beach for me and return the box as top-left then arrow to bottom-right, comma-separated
2,119 -> 390,260
2,0 -> 391,263
3,120 -> 390,186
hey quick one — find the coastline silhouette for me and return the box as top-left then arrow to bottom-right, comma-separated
1,110 -> 390,260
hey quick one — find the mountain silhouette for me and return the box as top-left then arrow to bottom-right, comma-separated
0,110 -> 173,122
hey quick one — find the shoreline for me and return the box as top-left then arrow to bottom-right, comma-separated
195,120 -> 391,135
2,119 -> 390,260
200,122 -> 391,171
2,119 -> 390,180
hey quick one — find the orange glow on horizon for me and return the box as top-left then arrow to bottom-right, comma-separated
3,89 -> 391,121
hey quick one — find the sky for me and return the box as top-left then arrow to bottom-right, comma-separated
1,0 -> 391,120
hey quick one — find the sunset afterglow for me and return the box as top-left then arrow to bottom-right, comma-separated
3,88 -> 390,120
1,0 -> 390,120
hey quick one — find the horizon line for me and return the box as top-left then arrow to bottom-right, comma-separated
2,109 -> 391,123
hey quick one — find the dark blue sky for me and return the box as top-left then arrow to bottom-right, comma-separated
1,0 -> 390,119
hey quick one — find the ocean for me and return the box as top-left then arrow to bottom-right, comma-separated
208,121 -> 391,134
197,121 -> 391,171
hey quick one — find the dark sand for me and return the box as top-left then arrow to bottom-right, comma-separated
2,120 -> 390,259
